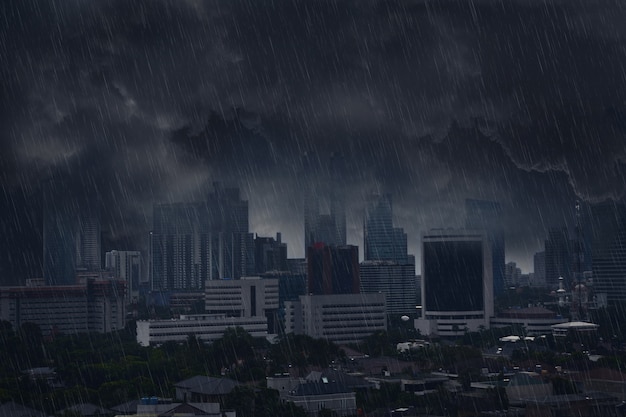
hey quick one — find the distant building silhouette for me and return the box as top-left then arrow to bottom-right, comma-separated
589,200 -> 626,306
106,250 -> 141,305
307,243 -> 359,295
303,152 -> 346,253
363,194 -> 409,264
533,251 -> 546,287
43,181 -> 101,286
465,199 -> 505,296
150,183 -> 254,291
254,233 -> 287,274
544,227 -> 572,289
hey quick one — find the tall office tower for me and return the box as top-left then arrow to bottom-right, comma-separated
151,183 -> 254,292
106,250 -> 141,305
505,262 -> 522,287
307,243 -> 359,295
533,251 -> 546,287
43,182 -> 101,286
415,229 -> 493,337
254,233 -> 288,273
363,194 -> 409,264
589,201 -> 626,306
465,199 -> 505,296
360,261 -> 416,317
302,152 -> 346,253
544,227 -> 572,289
75,207 -> 101,272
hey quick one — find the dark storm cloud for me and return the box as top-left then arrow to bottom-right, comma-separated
1,0 -> 625,278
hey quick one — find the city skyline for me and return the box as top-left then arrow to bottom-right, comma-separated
2,0 -> 626,282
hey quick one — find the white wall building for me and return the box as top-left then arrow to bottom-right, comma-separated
204,277 -> 279,318
285,293 -> 386,345
136,314 -> 268,346
415,229 -> 493,337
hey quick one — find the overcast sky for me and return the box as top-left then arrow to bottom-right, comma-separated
1,0 -> 626,281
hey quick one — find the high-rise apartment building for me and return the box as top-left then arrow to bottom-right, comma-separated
150,183 -> 254,291
589,201 -> 626,306
544,227 -> 572,289
465,199 -> 505,297
533,251 -> 546,287
106,250 -> 141,305
360,261 -> 416,317
43,181 -> 101,286
415,229 -> 493,337
363,194 -> 409,264
303,153 -> 346,252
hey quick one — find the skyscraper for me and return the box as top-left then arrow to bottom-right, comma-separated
415,229 -> 493,337
43,181 -> 101,286
150,183 -> 254,291
307,243 -> 359,295
360,261 -> 416,317
465,199 -> 505,296
302,152 -> 346,252
106,250 -> 141,305
589,201 -> 626,306
363,194 -> 409,264
544,227 -> 572,289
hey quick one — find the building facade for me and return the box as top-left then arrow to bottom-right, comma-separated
136,314 -> 269,346
150,183 -> 254,292
106,250 -> 141,305
363,194 -> 409,264
285,293 -> 387,345
465,199 -> 505,297
589,201 -> 626,306
307,244 -> 359,295
360,261 -> 417,317
0,280 -> 125,335
415,229 -> 493,337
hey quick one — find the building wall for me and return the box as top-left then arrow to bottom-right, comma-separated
204,277 -> 279,318
286,293 -> 386,345
416,229 -> 493,336
106,250 -> 141,305
360,261 -> 416,316
0,280 -> 125,335
136,314 -> 268,346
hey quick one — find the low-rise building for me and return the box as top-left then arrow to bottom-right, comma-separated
0,279 -> 125,335
490,306 -> 568,336
175,376 -> 240,403
136,314 -> 268,346
285,293 -> 386,345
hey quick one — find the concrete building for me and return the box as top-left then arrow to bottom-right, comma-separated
105,250 -> 141,305
465,199 -> 505,297
307,244 -> 359,295
360,261 -> 416,317
254,233 -> 287,274
589,201 -> 626,306
136,314 -> 268,346
533,251 -> 547,287
151,183 -> 254,292
285,293 -> 386,345
490,306 -> 568,336
0,280 -> 125,335
303,153 -> 347,252
363,194 -> 409,264
415,229 -> 493,337
545,227 -> 573,289
205,277 -> 279,333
